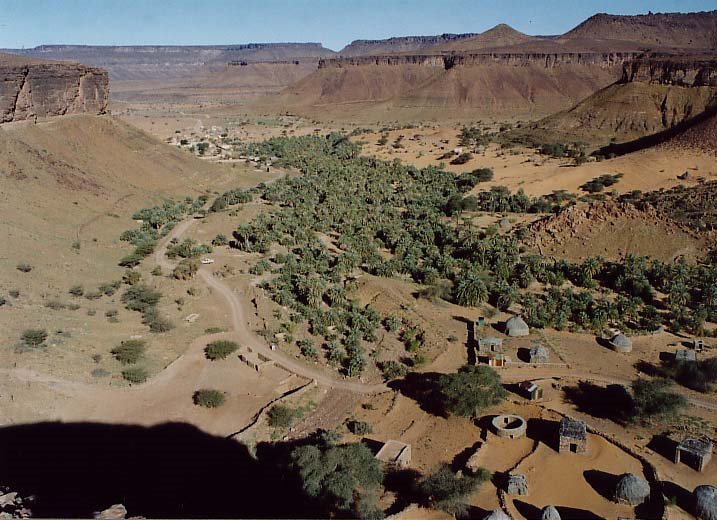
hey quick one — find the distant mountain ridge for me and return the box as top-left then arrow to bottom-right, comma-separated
2,43 -> 336,80
338,33 -> 478,56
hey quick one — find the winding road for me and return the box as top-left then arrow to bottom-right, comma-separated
156,218 -> 388,394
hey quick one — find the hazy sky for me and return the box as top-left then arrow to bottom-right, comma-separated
1,0 -> 715,50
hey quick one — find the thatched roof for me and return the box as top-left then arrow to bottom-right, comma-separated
694,485 -> 717,520
529,343 -> 549,361
614,473 -> 650,505
506,315 -> 529,337
484,510 -> 511,520
541,506 -> 561,520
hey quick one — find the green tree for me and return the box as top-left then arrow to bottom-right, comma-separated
419,464 -> 490,517
454,272 -> 489,307
438,365 -> 506,417
204,340 -> 239,360
193,389 -> 226,408
22,329 -> 48,348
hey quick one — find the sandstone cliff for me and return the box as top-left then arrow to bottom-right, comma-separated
0,54 -> 108,123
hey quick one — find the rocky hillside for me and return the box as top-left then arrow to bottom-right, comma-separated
3,43 -> 335,80
0,53 -> 108,123
562,11 -> 717,50
531,55 -> 717,143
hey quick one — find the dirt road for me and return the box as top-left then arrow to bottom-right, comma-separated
156,218 -> 388,395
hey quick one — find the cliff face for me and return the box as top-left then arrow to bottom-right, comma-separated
621,56 -> 717,86
320,52 -> 644,69
0,59 -> 108,123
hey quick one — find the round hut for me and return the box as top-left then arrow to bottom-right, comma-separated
614,473 -> 650,505
609,333 -> 633,353
695,485 -> 717,520
541,506 -> 561,520
529,343 -> 550,363
484,510 -> 511,520
506,316 -> 530,337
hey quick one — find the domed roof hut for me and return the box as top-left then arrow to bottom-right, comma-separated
541,506 -> 561,520
505,315 -> 530,337
484,510 -> 511,520
695,485 -> 717,520
614,473 -> 650,505
609,332 -> 632,353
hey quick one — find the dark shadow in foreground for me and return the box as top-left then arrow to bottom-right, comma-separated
0,421 -> 319,518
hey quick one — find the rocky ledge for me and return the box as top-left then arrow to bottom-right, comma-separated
0,57 -> 109,123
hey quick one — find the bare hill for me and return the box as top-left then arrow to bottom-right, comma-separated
266,56 -> 624,121
0,115 -> 240,291
428,24 -> 538,52
562,11 -> 717,50
529,200 -> 706,262
665,109 -> 717,154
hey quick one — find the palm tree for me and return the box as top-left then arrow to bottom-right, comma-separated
454,272 -> 489,307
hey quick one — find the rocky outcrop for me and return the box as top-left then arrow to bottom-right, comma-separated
319,51 -> 643,70
621,56 -> 717,86
0,57 -> 108,123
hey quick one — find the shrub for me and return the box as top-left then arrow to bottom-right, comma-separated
143,306 -> 174,333
9,289 -> 19,298
383,315 -> 402,333
111,339 -> 146,365
205,340 -> 239,360
45,299 -> 66,310
204,327 -> 225,334
418,464 -> 490,516
450,152 -> 473,165
346,419 -> 372,435
121,285 -> 161,312
122,366 -> 148,384
193,389 -> 226,408
173,258 -> 199,280
69,285 -> 84,297
151,266 -> 162,276
16,262 -> 32,273
380,360 -> 407,381
268,405 -> 298,428
84,290 -> 103,300
22,329 -> 48,348
298,339 -> 318,360
631,378 -> 686,423
122,270 -> 141,286
0,296 -> 6,306
91,368 -> 110,378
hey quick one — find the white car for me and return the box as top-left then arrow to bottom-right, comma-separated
200,258 -> 215,264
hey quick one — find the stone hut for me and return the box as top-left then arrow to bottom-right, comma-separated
483,510 -> 511,520
609,333 -> 632,353
505,315 -> 530,337
477,337 -> 503,353
614,473 -> 650,505
675,437 -> 713,472
507,474 -> 529,495
519,381 -> 543,401
375,440 -> 411,469
695,485 -> 717,520
558,417 -> 587,454
676,349 -> 697,362
693,339 -> 706,352
541,506 -> 561,520
529,343 -> 550,363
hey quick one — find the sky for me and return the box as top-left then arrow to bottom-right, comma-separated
1,0 -> 715,51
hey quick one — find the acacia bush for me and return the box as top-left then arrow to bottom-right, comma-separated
268,405 -> 299,428
205,340 -> 239,360
346,419 -> 372,435
111,339 -> 146,365
122,366 -> 148,383
193,389 -> 226,408
438,365 -> 506,417
418,464 -> 490,516
21,329 -> 48,348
